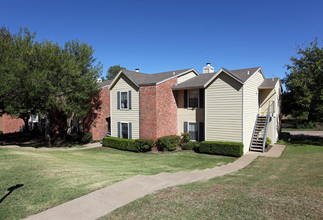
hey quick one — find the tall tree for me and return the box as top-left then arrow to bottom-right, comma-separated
0,26 -> 40,130
106,65 -> 125,80
283,39 -> 323,122
0,27 -> 102,145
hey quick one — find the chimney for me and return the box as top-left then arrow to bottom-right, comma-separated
203,62 -> 214,73
96,78 -> 102,83
135,68 -> 139,72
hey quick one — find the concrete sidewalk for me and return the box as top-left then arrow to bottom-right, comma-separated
0,142 -> 101,151
25,144 -> 286,220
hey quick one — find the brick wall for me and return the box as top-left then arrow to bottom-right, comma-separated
139,78 -> 178,141
0,114 -> 24,134
156,78 -> 178,138
139,85 -> 157,140
84,87 -> 110,140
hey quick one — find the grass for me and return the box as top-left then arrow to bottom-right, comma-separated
103,138 -> 323,219
0,147 -> 235,220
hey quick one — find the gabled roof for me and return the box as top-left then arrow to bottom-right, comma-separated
258,78 -> 280,89
172,73 -> 215,90
229,67 -> 262,82
109,68 -> 198,89
173,67 -> 263,89
98,80 -> 112,88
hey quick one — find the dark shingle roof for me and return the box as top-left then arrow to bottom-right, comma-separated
121,68 -> 194,86
172,67 -> 262,89
98,80 -> 112,88
227,67 -> 261,82
172,73 -> 215,89
259,78 -> 280,89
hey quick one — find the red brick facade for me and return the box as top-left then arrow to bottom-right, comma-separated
139,78 -> 178,141
84,87 -> 110,140
0,114 -> 24,134
139,85 -> 157,140
156,78 -> 178,138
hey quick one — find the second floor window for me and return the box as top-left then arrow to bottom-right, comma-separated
121,91 -> 128,109
188,89 -> 199,108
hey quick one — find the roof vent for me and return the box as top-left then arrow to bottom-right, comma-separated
135,68 -> 139,72
272,78 -> 274,81
173,72 -> 176,75
247,71 -> 250,75
203,62 -> 214,73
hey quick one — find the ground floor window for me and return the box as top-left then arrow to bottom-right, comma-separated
118,122 -> 132,139
121,123 -> 128,139
189,122 -> 199,141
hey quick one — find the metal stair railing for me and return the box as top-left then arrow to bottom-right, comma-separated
249,113 -> 260,151
261,102 -> 273,152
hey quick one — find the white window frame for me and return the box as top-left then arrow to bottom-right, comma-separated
120,121 -> 130,139
187,89 -> 199,109
120,91 -> 129,110
188,122 -> 199,141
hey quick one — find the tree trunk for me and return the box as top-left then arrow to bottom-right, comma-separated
45,115 -> 51,147
23,117 -> 29,132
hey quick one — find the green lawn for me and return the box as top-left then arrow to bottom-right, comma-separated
0,147 -> 235,220
103,139 -> 323,219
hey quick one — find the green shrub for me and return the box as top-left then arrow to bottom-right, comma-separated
65,134 -> 81,142
182,141 -> 199,151
102,137 -> 154,152
181,132 -> 191,143
81,132 -> 93,144
295,120 -> 319,129
199,141 -> 243,157
134,139 -> 155,152
0,131 -> 3,135
102,137 -> 137,151
265,137 -> 271,148
156,135 -> 181,151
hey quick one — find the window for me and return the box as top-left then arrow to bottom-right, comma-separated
188,89 -> 199,108
121,122 -> 128,139
189,122 -> 199,141
121,91 -> 128,109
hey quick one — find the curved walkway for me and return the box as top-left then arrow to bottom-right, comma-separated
0,142 -> 101,151
25,144 -> 286,220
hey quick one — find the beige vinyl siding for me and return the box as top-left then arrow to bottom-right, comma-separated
176,90 -> 204,134
205,73 -> 243,142
260,81 -> 281,144
110,74 -> 140,139
177,109 -> 204,135
259,89 -> 276,112
242,71 -> 264,153
177,71 -> 197,84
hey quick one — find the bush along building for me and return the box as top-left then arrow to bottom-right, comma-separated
107,63 -> 282,154
1,63 -> 281,154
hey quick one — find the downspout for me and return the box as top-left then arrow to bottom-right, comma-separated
242,85 -> 244,151
272,101 -> 275,144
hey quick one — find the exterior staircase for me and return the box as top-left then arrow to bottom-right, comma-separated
250,114 -> 269,152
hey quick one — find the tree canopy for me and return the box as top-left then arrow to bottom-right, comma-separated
283,39 -> 323,122
105,65 -> 125,80
0,26 -> 102,139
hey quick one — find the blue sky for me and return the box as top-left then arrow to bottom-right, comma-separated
1,0 -> 322,81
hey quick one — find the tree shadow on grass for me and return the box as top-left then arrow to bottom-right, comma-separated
0,184 -> 24,203
289,137 -> 323,146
